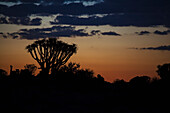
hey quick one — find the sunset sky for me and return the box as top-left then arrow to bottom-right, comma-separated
0,0 -> 170,82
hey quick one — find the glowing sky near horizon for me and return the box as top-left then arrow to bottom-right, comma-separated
0,25 -> 170,82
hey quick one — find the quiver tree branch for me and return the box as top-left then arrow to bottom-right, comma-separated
26,38 -> 77,78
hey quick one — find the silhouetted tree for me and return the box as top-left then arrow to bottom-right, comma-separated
113,79 -> 127,87
25,38 -> 77,79
157,63 -> 170,80
113,79 -> 124,83
0,69 -> 7,79
59,62 -> 80,74
77,69 -> 94,80
129,76 -> 151,88
97,74 -> 104,82
24,64 -> 37,75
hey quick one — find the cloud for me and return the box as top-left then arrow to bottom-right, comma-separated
0,4 -> 38,17
3,25 -> 120,39
101,31 -> 121,36
0,32 -> 6,38
136,45 -> 170,51
90,30 -> 101,35
135,31 -> 150,35
0,32 -> 7,38
0,3 -> 87,17
0,1 -> 169,15
0,0 -> 102,6
6,26 -> 90,40
135,30 -> 170,36
63,0 -> 104,6
0,0 -> 170,27
90,30 -> 121,36
0,16 -> 42,25
50,13 -> 170,27
154,30 -> 170,35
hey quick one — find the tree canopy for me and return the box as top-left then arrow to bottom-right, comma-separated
157,63 -> 170,80
25,38 -> 77,78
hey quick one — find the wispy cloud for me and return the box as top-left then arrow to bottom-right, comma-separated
135,45 -> 170,51
0,16 -> 42,26
135,30 -> 170,36
154,30 -> 170,35
135,31 -> 150,35
5,26 -> 90,40
101,31 -> 121,36
50,14 -> 170,27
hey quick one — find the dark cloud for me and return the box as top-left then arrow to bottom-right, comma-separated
30,18 -> 42,25
0,4 -> 8,13
135,30 -> 170,36
0,3 -> 87,17
0,0 -> 38,2
136,45 -> 170,51
0,4 -> 38,17
101,31 -> 121,36
0,32 -> 7,38
50,13 -> 170,27
154,30 -> 170,35
0,16 -> 42,25
0,0 -> 65,4
0,17 -> 8,23
0,0 -> 169,16
0,0 -> 170,27
90,30 -> 121,36
6,26 -> 90,40
135,31 -> 150,35
90,30 -> 101,35
0,0 -> 99,5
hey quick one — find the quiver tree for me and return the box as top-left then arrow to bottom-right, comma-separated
26,38 -> 77,78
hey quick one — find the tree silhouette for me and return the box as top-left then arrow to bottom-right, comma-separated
0,69 -> 7,79
157,63 -> 170,80
77,69 -> 94,80
25,38 -> 77,78
97,74 -> 104,82
129,76 -> 151,88
24,64 -> 37,75
59,62 -> 80,74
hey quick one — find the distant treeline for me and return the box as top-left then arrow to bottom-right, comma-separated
0,62 -> 169,90
0,63 -> 169,113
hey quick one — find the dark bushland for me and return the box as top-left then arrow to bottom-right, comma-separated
0,63 -> 169,113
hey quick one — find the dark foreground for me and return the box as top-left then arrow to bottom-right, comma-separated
0,78 -> 169,113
